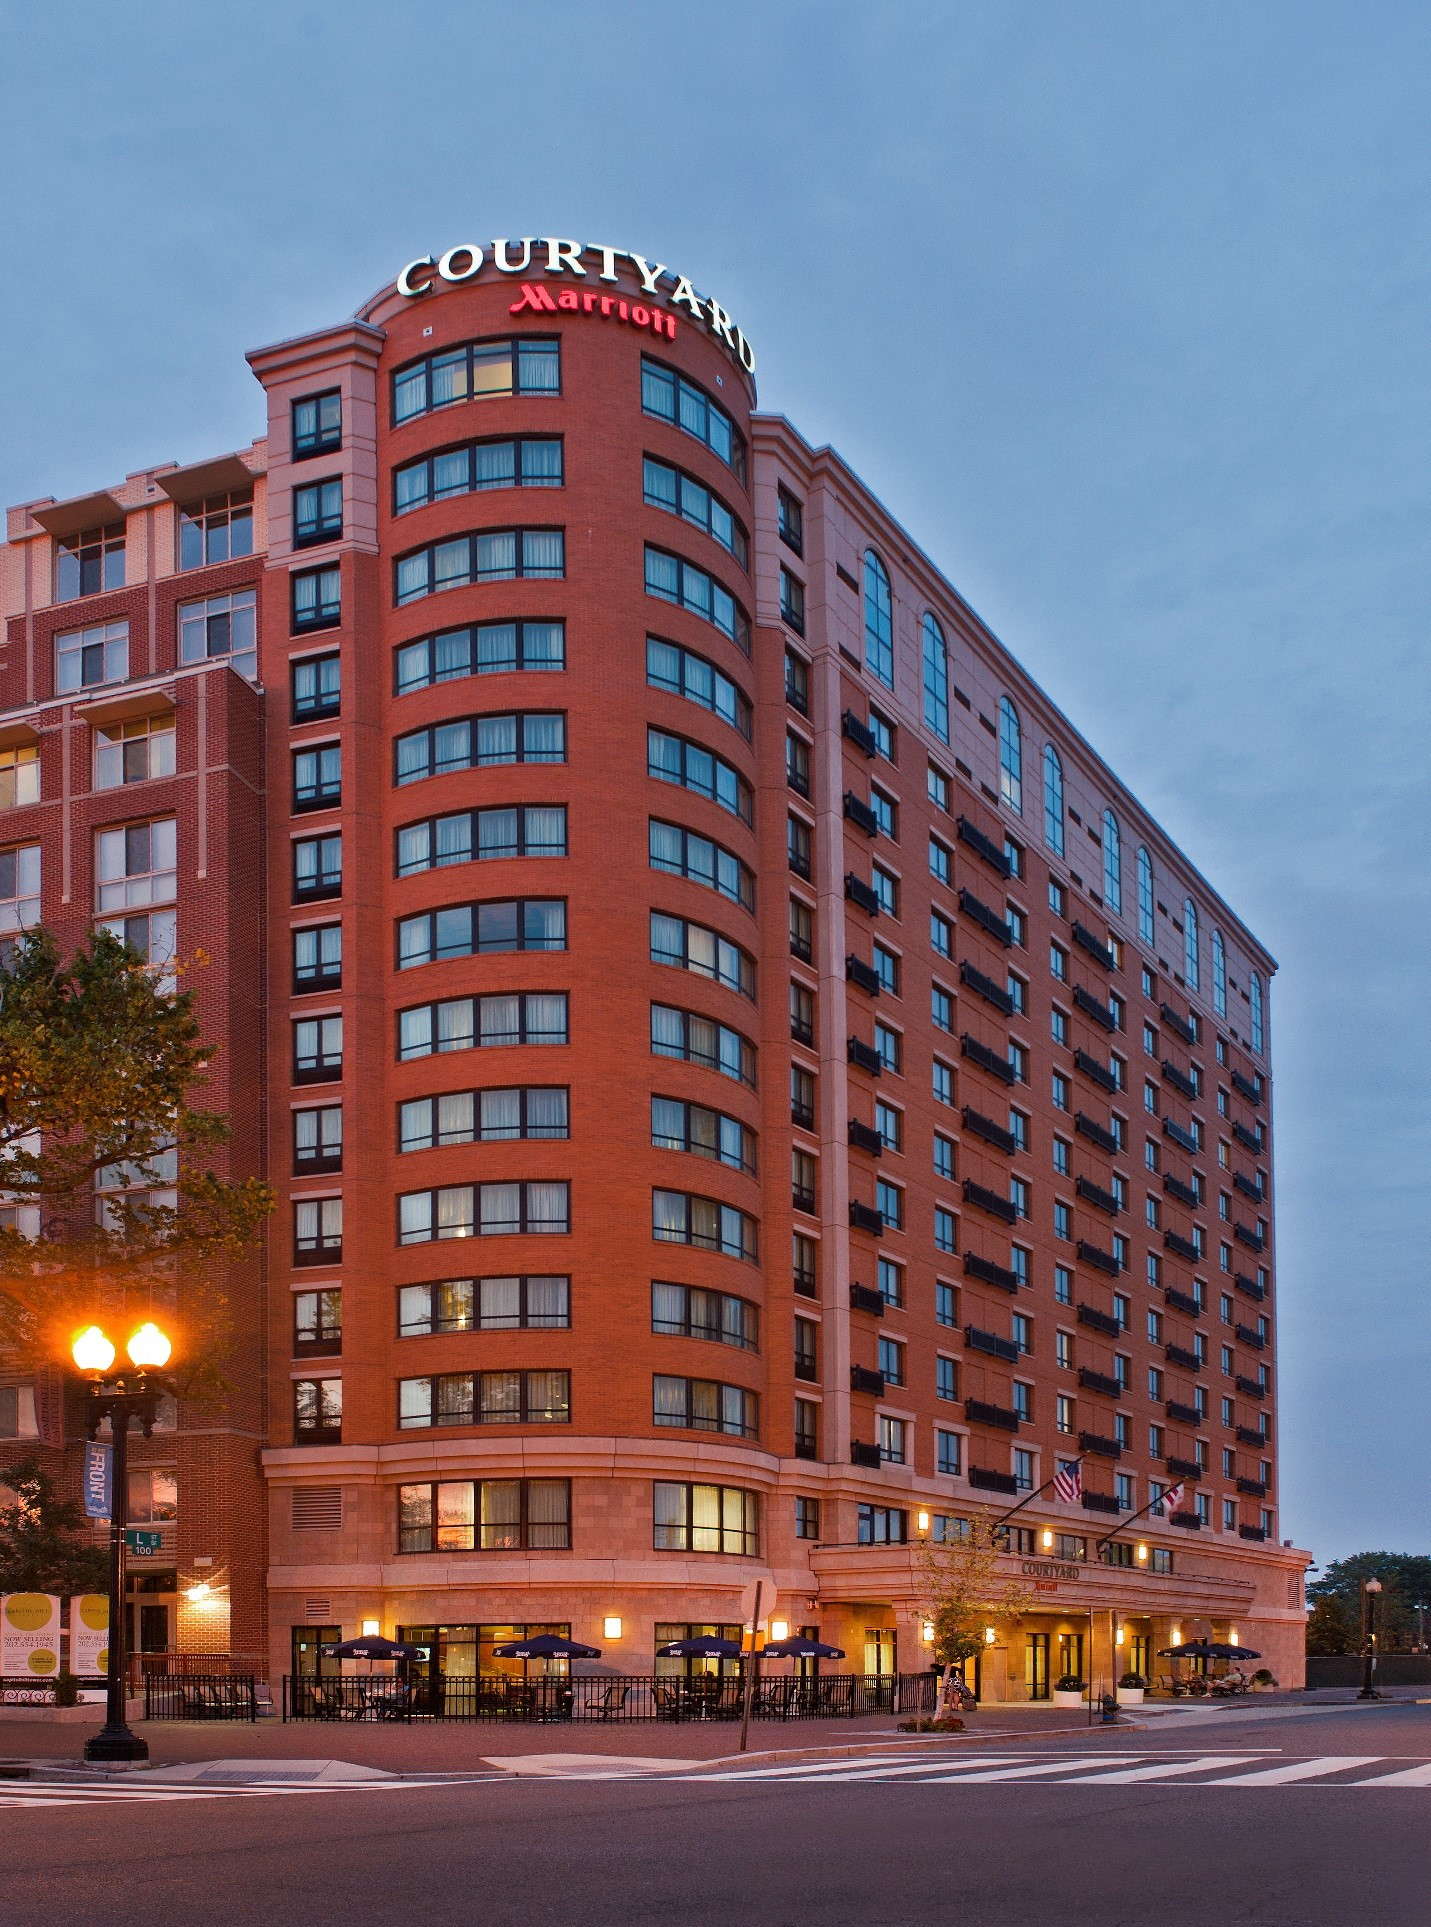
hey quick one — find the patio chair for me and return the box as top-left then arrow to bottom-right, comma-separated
654,1682 -> 683,1721
591,1683 -> 632,1721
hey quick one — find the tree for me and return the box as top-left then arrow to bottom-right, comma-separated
0,1455 -> 108,1594
0,929 -> 271,1366
916,1514 -> 1037,1715
1307,1553 -> 1431,1652
1305,1595 -> 1357,1656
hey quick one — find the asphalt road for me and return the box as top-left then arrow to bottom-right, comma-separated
5,1702 -> 1429,1927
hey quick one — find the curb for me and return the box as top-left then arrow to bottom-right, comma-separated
604,1719 -> 1134,1776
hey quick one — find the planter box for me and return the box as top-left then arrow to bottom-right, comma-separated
1052,1689 -> 1085,1709
1116,1687 -> 1145,1706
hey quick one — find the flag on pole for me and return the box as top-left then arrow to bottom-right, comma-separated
1053,1459 -> 1082,1505
1161,1480 -> 1184,1515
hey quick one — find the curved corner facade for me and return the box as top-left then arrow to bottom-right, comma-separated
0,237 -> 1306,1697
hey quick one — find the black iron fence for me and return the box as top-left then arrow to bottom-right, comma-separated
282,1671 -> 938,1724
144,1674 -> 259,1722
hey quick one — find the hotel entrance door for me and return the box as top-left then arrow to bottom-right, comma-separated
1025,1632 -> 1050,1700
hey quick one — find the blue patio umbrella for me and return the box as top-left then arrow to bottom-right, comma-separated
656,1636 -> 744,1659
319,1636 -> 426,1661
490,1634 -> 602,1660
760,1638 -> 845,1660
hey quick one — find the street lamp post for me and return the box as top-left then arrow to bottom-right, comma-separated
1357,1577 -> 1383,1702
71,1321 -> 175,1764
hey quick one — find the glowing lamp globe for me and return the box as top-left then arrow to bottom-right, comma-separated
126,1322 -> 172,1369
72,1326 -> 117,1374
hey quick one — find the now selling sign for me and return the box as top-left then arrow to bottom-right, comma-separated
1,1593 -> 61,1677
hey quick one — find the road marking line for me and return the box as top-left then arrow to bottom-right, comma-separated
690,1755 -> 938,1780
1345,1762 -> 1431,1788
1198,1756 -> 1383,1786
908,1756 -> 1147,1784
1054,1756 -> 1255,1785
770,1758 -> 1033,1782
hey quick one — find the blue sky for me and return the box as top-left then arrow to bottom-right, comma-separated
2,1 -> 1426,1562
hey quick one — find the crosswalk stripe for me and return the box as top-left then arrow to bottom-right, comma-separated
701,1755 -> 917,1780
913,1756 -> 1147,1784
776,1757 -> 1031,1782
1198,1757 -> 1382,1786
1349,1763 -> 1431,1788
1053,1755 -> 1253,1785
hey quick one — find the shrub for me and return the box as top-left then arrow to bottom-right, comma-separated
52,1670 -> 80,1708
1054,1674 -> 1085,1692
1118,1672 -> 1147,1689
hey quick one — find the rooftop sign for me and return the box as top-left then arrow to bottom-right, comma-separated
394,239 -> 755,373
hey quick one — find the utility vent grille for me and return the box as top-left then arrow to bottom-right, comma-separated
291,1486 -> 343,1532
303,1597 -> 332,1622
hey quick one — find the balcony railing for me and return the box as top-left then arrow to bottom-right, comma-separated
965,1324 -> 1020,1362
850,1365 -> 885,1396
1231,1070 -> 1263,1107
1081,1489 -> 1122,1514
1164,1455 -> 1202,1479
1164,1399 -> 1201,1424
848,1201 -> 884,1234
968,1466 -> 1020,1494
1072,922 -> 1117,971
958,889 -> 1013,948
841,710 -> 878,757
1159,1003 -> 1197,1046
1075,1176 -> 1121,1217
1077,1302 -> 1121,1336
1232,1120 -> 1262,1154
1235,1374 -> 1266,1399
791,1100 -> 815,1130
963,1253 -> 1020,1295
959,960 -> 1014,1015
794,1268 -> 818,1300
1234,1223 -> 1265,1252
847,1119 -> 884,1155
1163,1285 -> 1200,1317
1165,1342 -> 1201,1370
962,1107 -> 1018,1155
960,1034 -> 1015,1085
1234,1273 -> 1266,1302
1078,1367 -> 1123,1399
845,954 -> 881,995
956,816 -> 1011,877
1162,1118 -> 1199,1154
1076,1240 -> 1121,1277
843,792 -> 880,837
1074,1050 -> 1118,1094
1239,1523 -> 1268,1542
850,1441 -> 883,1469
849,1283 -> 885,1317
1078,1430 -> 1122,1459
1164,1229 -> 1200,1262
1168,1509 -> 1203,1530
792,1184 -> 817,1213
1075,1112 -> 1118,1155
1236,1425 -> 1268,1447
1234,1324 -> 1266,1350
966,1398 -> 1020,1432
1073,986 -> 1116,1032
1161,1060 -> 1198,1101
962,1179 -> 1018,1225
847,1036 -> 882,1074
1163,1173 -> 1199,1209
1237,1476 -> 1268,1497
1233,1171 -> 1264,1202
844,873 -> 881,916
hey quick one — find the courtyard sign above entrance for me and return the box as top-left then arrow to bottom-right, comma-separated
394,238 -> 756,374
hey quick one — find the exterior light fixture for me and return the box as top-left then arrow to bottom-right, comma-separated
361,1618 -> 381,1637
1041,1529 -> 1054,1550
1171,1624 -> 1182,1645
1115,1627 -> 1125,1646
984,1627 -> 997,1645
126,1321 -> 173,1369
602,1616 -> 622,1641
916,1510 -> 931,1533
770,1618 -> 790,1642
1136,1542 -> 1148,1562
185,1582 -> 212,1604
72,1326 -> 117,1374
921,1621 -> 935,1644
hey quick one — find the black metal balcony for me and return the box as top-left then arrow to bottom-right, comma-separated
848,1118 -> 884,1155
1165,1399 -> 1201,1424
1163,1285 -> 1200,1317
1072,922 -> 1117,971
1073,985 -> 1116,1032
958,889 -> 1013,948
844,873 -> 881,916
1077,1302 -> 1121,1336
963,1107 -> 1018,1155
794,1267 -> 818,1300
1164,1454 -> 1202,1479
1235,1374 -> 1266,1399
845,954 -> 881,996
849,1283 -> 885,1317
968,1466 -> 1020,1494
1078,1431 -> 1122,1459
1239,1523 -> 1268,1542
1168,1509 -> 1203,1529
1075,1112 -> 1119,1155
1161,1060 -> 1198,1101
1232,1120 -> 1262,1154
849,1201 -> 885,1235
1236,1425 -> 1268,1448
963,1179 -> 1018,1225
966,1397 -> 1021,1432
1162,1118 -> 1199,1154
965,1324 -> 1020,1361
842,710 -> 878,757
850,1441 -> 883,1469
959,960 -> 1014,1015
1081,1489 -> 1122,1514
956,815 -> 1011,878
963,1253 -> 1020,1295
961,1034 -> 1016,1085
1076,1240 -> 1122,1277
1164,1229 -> 1200,1262
1231,1070 -> 1263,1108
1159,1002 -> 1197,1045
847,1036 -> 882,1074
1234,1272 -> 1266,1302
1165,1342 -> 1200,1370
850,1364 -> 885,1396
1234,1223 -> 1265,1252
1237,1476 -> 1268,1497
792,1184 -> 817,1214
791,1099 -> 815,1130
1076,1176 -> 1121,1217
1234,1324 -> 1266,1349
1079,1367 -> 1123,1398
1163,1173 -> 1199,1209
843,792 -> 880,837
1233,1171 -> 1264,1202
1074,1049 -> 1118,1094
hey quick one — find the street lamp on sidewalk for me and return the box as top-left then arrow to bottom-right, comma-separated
71,1320 -> 175,1763
1357,1577 -> 1383,1701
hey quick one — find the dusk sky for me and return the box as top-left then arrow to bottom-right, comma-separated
2,2 -> 1425,1564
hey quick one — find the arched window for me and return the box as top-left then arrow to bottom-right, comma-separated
921,613 -> 949,743
1183,898 -> 1200,991
863,550 -> 892,688
1137,847 -> 1154,945
1102,809 -> 1122,916
998,696 -> 1022,814
1250,971 -> 1265,1056
1042,745 -> 1064,856
1212,929 -> 1227,1017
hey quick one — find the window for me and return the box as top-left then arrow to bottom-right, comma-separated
293,389 -> 341,458
1012,1311 -> 1032,1354
1250,972 -> 1265,1056
874,1100 -> 903,1152
1009,1109 -> 1030,1151
875,1022 -> 902,1073
394,337 -> 560,423
648,729 -> 752,823
1007,972 -> 1028,1014
933,1133 -> 955,1181
787,815 -> 811,881
869,787 -> 897,839
1054,1201 -> 1071,1240
294,1377 -> 342,1443
396,897 -> 566,968
1013,1381 -> 1033,1422
0,847 -> 41,943
877,1415 -> 907,1464
0,745 -> 38,810
653,1481 -> 758,1555
652,1095 -> 755,1174
95,819 -> 174,911
779,568 -> 805,634
863,551 -> 893,686
650,911 -> 754,996
934,1206 -> 957,1254
928,764 -> 951,811
291,744 -> 340,814
293,478 -> 343,547
292,653 -> 341,724
1051,1007 -> 1069,1047
922,613 -> 949,742
936,1355 -> 958,1402
788,897 -> 813,963
1007,905 -> 1027,946
400,1087 -> 570,1151
400,1369 -> 570,1429
644,547 -> 749,652
394,711 -> 565,785
931,984 -> 953,1033
293,1105 -> 342,1174
93,714 -> 174,790
652,1282 -> 756,1350
291,566 -> 341,633
1010,1177 -> 1031,1219
867,709 -> 895,760
399,1275 -> 571,1336
396,529 -> 565,604
936,1281 -> 956,1327
652,1189 -> 757,1261
784,649 -> 809,714
178,490 -> 253,568
398,1180 -> 571,1243
650,820 -> 753,911
1102,809 -> 1122,915
878,1257 -> 904,1307
795,1495 -> 820,1540
931,909 -> 953,958
1212,929 -> 1227,1017
777,485 -> 803,554
651,1375 -> 756,1438
1133,847 -> 1154,946
998,697 -> 1022,813
1052,1072 -> 1071,1112
293,924 -> 341,995
857,1505 -> 907,1545
641,357 -> 746,478
396,619 -> 565,693
1052,1136 -> 1070,1176
1009,1040 -> 1029,1083
56,523 -> 124,600
293,832 -> 342,901
1183,899 -> 1200,990
873,1179 -> 902,1231
396,804 -> 566,875
871,864 -> 898,917
932,1058 -> 953,1106
1056,1394 -> 1074,1434
396,437 -> 563,513
928,836 -> 952,886
293,1287 -> 341,1354
397,1478 -> 569,1553
56,620 -> 127,693
877,1335 -> 904,1385
1013,1448 -> 1035,1491
294,1196 -> 342,1264
1050,941 -> 1068,982
651,1003 -> 755,1085
1055,1329 -> 1073,1366
793,1231 -> 817,1297
1042,745 -> 1064,854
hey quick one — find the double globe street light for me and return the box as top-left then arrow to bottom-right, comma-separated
71,1320 -> 175,1763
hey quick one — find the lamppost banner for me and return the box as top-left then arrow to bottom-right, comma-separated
70,1594 -> 109,1676
1,1594 -> 61,1676
82,1442 -> 112,1520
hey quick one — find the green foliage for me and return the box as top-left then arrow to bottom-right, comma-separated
1307,1552 -> 1431,1652
917,1514 -> 1037,1667
1305,1595 -> 1357,1655
0,1456 -> 108,1595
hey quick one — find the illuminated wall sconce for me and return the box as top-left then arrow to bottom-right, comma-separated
770,1619 -> 790,1642
1135,1543 -> 1148,1562
921,1621 -> 935,1644
1230,1627 -> 1239,1645
916,1510 -> 931,1533
602,1616 -> 623,1641
983,1627 -> 997,1645
1115,1626 -> 1125,1647
184,1581 -> 212,1605
1040,1528 -> 1054,1550
361,1618 -> 381,1637
1171,1624 -> 1182,1645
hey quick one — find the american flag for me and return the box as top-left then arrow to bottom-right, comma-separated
1161,1480 -> 1184,1515
1053,1459 -> 1082,1505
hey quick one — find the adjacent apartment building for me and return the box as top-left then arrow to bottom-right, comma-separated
0,237 -> 1307,1696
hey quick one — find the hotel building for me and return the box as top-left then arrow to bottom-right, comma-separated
0,239 -> 1307,1695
